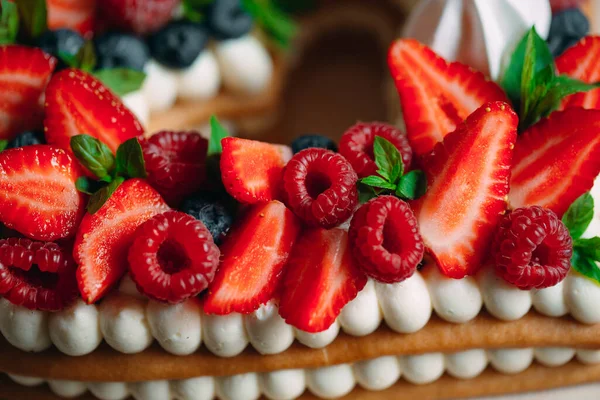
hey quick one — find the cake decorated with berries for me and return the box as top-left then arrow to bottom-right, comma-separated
3,1 -> 600,400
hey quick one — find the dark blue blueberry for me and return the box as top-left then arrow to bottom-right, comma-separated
547,8 -> 589,57
148,21 -> 209,69
6,131 -> 46,149
180,191 -> 235,245
291,134 -> 338,154
37,29 -> 85,70
207,0 -> 253,40
94,32 -> 150,71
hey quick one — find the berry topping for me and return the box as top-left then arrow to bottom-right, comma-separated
139,131 -> 208,205
0,145 -> 85,241
413,102 -> 517,278
207,0 -> 254,40
180,191 -> 235,245
339,122 -> 411,178
128,211 -> 220,304
204,200 -> 301,315
98,0 -> 180,35
509,108 -> 600,217
492,206 -> 573,290
283,148 -> 358,228
348,196 -> 423,283
388,39 -> 508,157
37,29 -> 85,70
556,36 -> 600,110
0,46 -> 56,141
291,134 -> 338,154
6,130 -> 46,149
0,238 -> 78,311
550,0 -> 586,12
279,228 -> 367,333
149,21 -> 209,69
44,69 -> 144,154
47,0 -> 96,37
547,8 -> 589,57
74,179 -> 170,304
94,32 -> 150,72
220,137 -> 292,204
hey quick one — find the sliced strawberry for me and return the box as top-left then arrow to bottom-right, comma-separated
0,46 -> 56,140
47,0 -> 96,37
0,145 -> 85,241
220,137 -> 292,204
74,179 -> 170,303
279,228 -> 367,333
203,200 -> 301,315
556,36 -> 600,110
44,69 -> 144,154
97,0 -> 180,35
412,102 -> 517,278
509,108 -> 600,217
387,39 -> 508,157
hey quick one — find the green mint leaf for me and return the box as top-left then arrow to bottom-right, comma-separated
87,176 -> 125,214
574,237 -> 600,262
520,30 -> 538,124
241,0 -> 297,49
16,0 -> 47,39
562,192 -> 594,240
396,170 -> 427,200
390,164 -> 402,185
208,115 -> 230,156
361,175 -> 397,190
58,51 -> 78,68
115,138 -> 147,179
0,0 -> 19,45
0,139 -> 7,152
76,40 -> 96,72
571,249 -> 600,285
373,136 -> 403,181
94,68 -> 146,97
182,0 -> 212,22
70,134 -> 116,180
75,176 -> 106,195
357,182 -> 378,204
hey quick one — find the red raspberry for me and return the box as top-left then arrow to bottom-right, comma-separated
0,238 -> 78,311
348,196 -> 424,283
139,131 -> 208,205
283,148 -> 358,228
128,211 -> 220,304
550,0 -> 585,12
492,206 -> 573,290
339,122 -> 412,178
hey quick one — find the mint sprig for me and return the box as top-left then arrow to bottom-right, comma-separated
501,27 -> 600,132
71,135 -> 147,214
94,68 -> 146,97
15,0 -> 46,39
241,0 -> 297,49
208,115 -> 229,156
0,139 -> 7,152
0,0 -> 19,44
358,136 -> 427,202
562,192 -> 600,285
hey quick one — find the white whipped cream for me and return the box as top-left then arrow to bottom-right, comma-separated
402,0 -> 552,80
8,346 -> 597,400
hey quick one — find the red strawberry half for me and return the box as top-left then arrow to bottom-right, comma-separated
388,39 -> 508,157
47,0 -> 96,37
203,200 -> 302,315
97,0 -> 180,35
0,46 -> 56,140
44,69 -> 144,154
279,228 -> 367,333
0,145 -> 85,241
556,36 -> 600,110
74,179 -> 170,303
220,137 -> 292,204
509,107 -> 600,217
413,102 -> 517,278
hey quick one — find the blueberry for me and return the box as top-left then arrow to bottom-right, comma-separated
37,29 -> 85,69
180,191 -> 235,244
207,0 -> 253,40
6,131 -> 46,149
148,21 -> 209,69
547,8 -> 589,57
94,32 -> 150,71
291,134 -> 338,154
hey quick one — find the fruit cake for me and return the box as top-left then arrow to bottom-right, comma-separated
2,1 -> 600,400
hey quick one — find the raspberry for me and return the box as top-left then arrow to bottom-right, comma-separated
0,238 -> 78,311
283,148 -> 358,228
348,196 -> 424,283
139,131 -> 208,205
492,206 -> 573,290
339,122 -> 412,178
128,211 -> 220,304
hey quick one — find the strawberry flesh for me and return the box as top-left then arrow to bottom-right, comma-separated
509,107 -> 600,217
203,200 -> 302,315
47,0 -> 96,37
412,102 -> 517,278
98,0 -> 180,35
74,179 -> 170,303
556,36 -> 600,110
279,228 -> 367,333
388,39 -> 508,157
